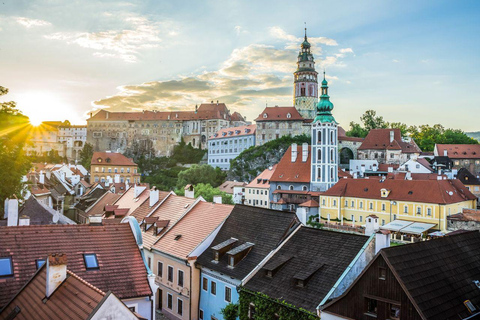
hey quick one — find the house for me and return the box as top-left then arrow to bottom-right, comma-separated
321,230 -> 480,320
196,205 -> 299,320
456,167 -> 480,198
358,129 -> 421,165
103,185 -> 151,219
398,157 -> 433,173
208,124 -> 256,170
218,181 -> 247,204
240,226 -> 379,318
75,190 -> 120,224
2,197 -> 75,226
244,165 -> 277,208
90,151 -> 140,184
447,208 -> 480,231
0,221 -> 155,319
319,178 -> 477,232
0,253 -> 140,320
435,144 -> 480,174
150,201 -> 233,320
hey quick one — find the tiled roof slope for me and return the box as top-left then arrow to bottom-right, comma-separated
209,124 -> 256,139
323,178 -> 476,204
246,165 -> 277,188
457,168 -> 480,185
153,201 -> 233,259
0,266 -> 105,320
196,205 -> 298,280
86,192 -> 121,216
245,227 -> 370,313
381,231 -> 480,320
91,152 -> 137,166
255,106 -> 304,121
435,144 -> 480,159
110,187 -> 149,216
130,190 -> 171,223
218,181 -> 247,194
359,129 -> 421,153
0,224 -> 152,308
270,145 -> 311,183
18,197 -> 73,225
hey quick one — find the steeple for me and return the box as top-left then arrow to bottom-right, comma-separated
314,71 -> 336,123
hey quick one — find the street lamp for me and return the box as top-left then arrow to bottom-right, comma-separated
390,200 -> 397,222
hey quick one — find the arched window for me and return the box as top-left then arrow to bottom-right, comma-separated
302,185 -> 308,191
277,185 -> 282,190
331,167 -> 334,179
330,131 -> 334,144
318,149 -> 322,161
263,113 -> 268,118
318,131 -> 322,143
330,149 -> 334,163
289,185 -> 294,191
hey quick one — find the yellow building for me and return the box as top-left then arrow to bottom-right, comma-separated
90,151 -> 140,184
319,178 -> 477,232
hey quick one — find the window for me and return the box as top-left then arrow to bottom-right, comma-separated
351,200 -> 354,208
427,208 -> 432,216
168,266 -> 174,282
178,270 -> 184,287
417,207 -> 421,215
177,298 -> 183,315
289,185 -> 294,191
360,216 -> 363,222
211,281 -> 217,295
333,200 -> 337,207
317,149 -> 322,161
167,293 -> 173,309
369,203 -> 373,210
83,254 -> 99,269
365,298 -> 377,316
360,202 -> 363,209
382,203 -> 386,211
379,267 -> 386,280
128,306 -> 136,312
248,303 -> 256,319
388,304 -> 401,320
36,259 -> 46,269
157,261 -> 163,277
199,309 -> 204,320
404,206 -> 408,213
202,277 -> 208,291
148,257 -> 152,269
0,257 -> 13,277
225,286 -> 232,303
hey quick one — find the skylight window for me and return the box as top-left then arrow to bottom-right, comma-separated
83,254 -> 99,269
36,259 -> 46,269
174,235 -> 182,241
0,257 -> 13,277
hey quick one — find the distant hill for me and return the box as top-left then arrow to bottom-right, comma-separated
466,132 -> 480,142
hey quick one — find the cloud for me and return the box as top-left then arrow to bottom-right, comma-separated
92,27 -> 352,119
16,17 -> 52,28
269,26 -> 338,52
44,14 -> 176,63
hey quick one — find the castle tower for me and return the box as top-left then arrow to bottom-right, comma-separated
310,72 -> 338,192
293,28 -> 318,120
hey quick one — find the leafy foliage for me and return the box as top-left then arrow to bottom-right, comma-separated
79,143 -> 94,170
176,164 -> 226,190
228,134 -> 310,182
221,303 -> 240,320
175,183 -> 233,204
0,86 -> 32,211
28,149 -> 65,164
346,110 -> 477,151
239,289 -> 318,320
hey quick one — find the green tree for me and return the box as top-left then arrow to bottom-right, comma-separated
0,86 -> 32,211
345,121 -> 368,138
79,142 -> 94,170
176,164 -> 226,189
176,183 -> 233,204
221,303 -> 239,320
360,109 -> 388,131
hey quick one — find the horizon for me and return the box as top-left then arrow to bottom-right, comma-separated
0,0 -> 479,131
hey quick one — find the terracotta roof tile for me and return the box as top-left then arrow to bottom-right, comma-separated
0,223 -> 152,308
255,106 -> 304,121
110,186 -> 149,216
435,144 -> 480,159
91,152 -> 137,166
270,145 -> 311,183
210,124 -> 256,139
86,192 -> 121,216
130,190 -> 170,223
246,165 -> 277,188
153,201 -> 233,259
359,129 -> 421,153
218,181 -> 247,194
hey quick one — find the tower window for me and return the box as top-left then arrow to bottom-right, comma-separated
318,149 -> 322,161
301,88 -> 305,96
318,131 -> 322,143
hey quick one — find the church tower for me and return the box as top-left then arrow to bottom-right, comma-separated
293,28 -> 318,120
310,72 -> 338,192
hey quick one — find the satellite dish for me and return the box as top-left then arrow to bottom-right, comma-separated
448,191 -> 453,196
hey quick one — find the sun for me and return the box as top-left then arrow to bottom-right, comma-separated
29,116 -> 43,127
16,91 -> 75,126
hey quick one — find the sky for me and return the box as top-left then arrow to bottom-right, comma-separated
0,0 -> 479,130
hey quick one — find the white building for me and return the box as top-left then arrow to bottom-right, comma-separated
208,124 -> 256,170
310,73 -> 338,192
245,165 -> 276,208
399,157 -> 433,173
58,125 -> 87,161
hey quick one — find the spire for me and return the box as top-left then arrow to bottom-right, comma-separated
315,71 -> 336,123
304,22 -> 307,40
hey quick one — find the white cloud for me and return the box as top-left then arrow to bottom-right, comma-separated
269,26 -> 338,52
44,14 -> 176,63
392,59 -> 399,63
16,17 -> 51,28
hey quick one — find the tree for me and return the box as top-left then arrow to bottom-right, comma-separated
360,110 -> 388,131
176,183 -> 233,204
220,303 -> 239,320
176,164 -> 226,189
345,121 -> 368,138
0,86 -> 31,211
79,143 -> 94,170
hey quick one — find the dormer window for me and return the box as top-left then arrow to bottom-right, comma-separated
263,255 -> 292,278
105,158 -> 111,163
286,113 -> 291,119
263,113 -> 268,118
97,158 -> 102,163
211,238 -> 238,262
227,242 -> 254,268
380,188 -> 390,198
293,263 -> 324,287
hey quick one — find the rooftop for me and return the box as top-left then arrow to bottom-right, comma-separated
358,129 -> 421,153
246,165 -> 277,188
210,124 -> 256,139
254,106 -> 304,122
270,145 -> 311,183
91,151 -> 137,166
435,144 -> 480,159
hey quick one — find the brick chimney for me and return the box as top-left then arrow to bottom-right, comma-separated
291,143 -> 298,162
302,143 -> 308,162
46,253 -> 67,298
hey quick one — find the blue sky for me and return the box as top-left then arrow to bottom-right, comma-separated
0,0 -> 479,130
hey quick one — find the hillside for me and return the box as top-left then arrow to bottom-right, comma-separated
228,134 -> 310,182
466,132 -> 480,142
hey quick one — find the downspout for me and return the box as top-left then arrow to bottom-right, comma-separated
188,258 -> 192,320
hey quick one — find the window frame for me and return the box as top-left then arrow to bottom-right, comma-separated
178,269 -> 184,287
167,265 -> 174,282
0,257 -> 13,277
177,298 -> 183,316
225,286 -> 232,303
157,261 -> 163,277
211,280 -> 217,295
202,277 -> 208,291
83,253 -> 99,270
167,293 -> 173,310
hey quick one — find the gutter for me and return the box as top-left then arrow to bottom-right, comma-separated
317,233 -> 375,309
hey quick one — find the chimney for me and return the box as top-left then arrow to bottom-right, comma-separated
365,215 -> 379,236
443,149 -> 448,157
134,185 -> 144,198
388,166 -> 393,173
46,254 -> 67,298
375,230 -> 391,254
105,112 -> 109,119
213,195 -> 222,204
302,143 -> 308,162
291,143 -> 298,162
18,215 -> 30,226
6,199 -> 19,227
389,130 -> 394,143
185,184 -> 195,199
39,171 -> 45,185
406,172 -> 412,180
150,186 -> 159,207
125,180 -> 130,190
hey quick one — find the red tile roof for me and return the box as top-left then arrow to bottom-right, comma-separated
323,178 -> 476,204
0,266 -> 106,320
218,181 -> 247,194
246,165 -> 277,188
130,190 -> 171,223
255,106 -> 304,122
0,223 -> 152,308
91,152 -> 137,166
86,192 -> 121,216
435,144 -> 480,159
210,124 -> 256,139
359,129 -> 421,153
270,145 -> 311,183
152,201 -> 233,259
299,199 -> 319,207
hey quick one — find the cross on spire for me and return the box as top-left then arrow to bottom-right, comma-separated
304,22 -> 307,39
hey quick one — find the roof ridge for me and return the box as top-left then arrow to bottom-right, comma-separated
66,270 -> 106,296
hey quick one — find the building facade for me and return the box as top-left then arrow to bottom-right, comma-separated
434,144 -> 480,175
90,151 -> 140,184
245,165 -> 276,208
57,125 -> 87,161
207,124 -> 256,170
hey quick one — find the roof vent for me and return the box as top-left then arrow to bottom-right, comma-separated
174,235 -> 182,241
